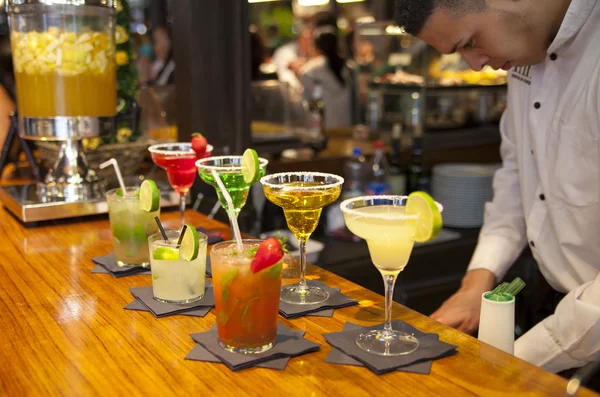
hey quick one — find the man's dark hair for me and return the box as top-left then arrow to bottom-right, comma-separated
395,0 -> 485,35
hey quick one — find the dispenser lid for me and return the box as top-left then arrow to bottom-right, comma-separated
7,0 -> 117,11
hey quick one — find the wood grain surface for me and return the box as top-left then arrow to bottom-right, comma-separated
0,206 -> 596,397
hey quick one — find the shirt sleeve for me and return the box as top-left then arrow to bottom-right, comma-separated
514,272 -> 600,372
467,86 -> 528,281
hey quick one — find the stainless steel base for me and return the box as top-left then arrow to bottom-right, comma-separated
0,182 -> 184,224
20,116 -> 115,140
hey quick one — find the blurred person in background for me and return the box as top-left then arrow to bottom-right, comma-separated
272,11 -> 338,91
250,28 -> 277,81
134,33 -> 154,86
299,26 -> 352,129
149,25 -> 174,86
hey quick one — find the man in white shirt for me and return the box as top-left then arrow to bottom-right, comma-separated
395,0 -> 600,381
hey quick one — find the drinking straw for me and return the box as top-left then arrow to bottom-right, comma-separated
176,225 -> 188,246
99,158 -> 126,194
490,282 -> 509,296
504,277 -> 526,297
154,216 -> 169,242
210,169 -> 243,251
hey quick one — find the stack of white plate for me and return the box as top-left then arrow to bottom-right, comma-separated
431,163 -> 501,228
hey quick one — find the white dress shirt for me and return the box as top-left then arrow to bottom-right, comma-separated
468,0 -> 600,373
299,56 -> 352,130
272,41 -> 303,92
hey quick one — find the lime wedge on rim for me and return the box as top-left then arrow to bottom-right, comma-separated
241,148 -> 261,184
140,179 -> 160,212
179,224 -> 200,261
405,191 -> 443,243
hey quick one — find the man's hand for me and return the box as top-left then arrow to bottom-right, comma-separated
430,269 -> 496,334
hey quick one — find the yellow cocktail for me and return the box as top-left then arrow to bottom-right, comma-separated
261,172 -> 344,305
341,194 -> 443,356
343,205 -> 417,276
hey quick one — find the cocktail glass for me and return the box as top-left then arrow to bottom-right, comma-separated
196,155 -> 268,215
106,187 -> 160,267
148,230 -> 208,304
261,172 -> 343,305
148,142 -> 213,227
340,195 -> 442,356
211,239 -> 283,354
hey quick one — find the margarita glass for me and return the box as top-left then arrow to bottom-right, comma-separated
261,172 -> 343,305
196,155 -> 268,215
340,195 -> 443,356
148,142 -> 213,226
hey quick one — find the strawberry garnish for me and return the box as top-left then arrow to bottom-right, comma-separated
191,133 -> 208,158
250,236 -> 287,273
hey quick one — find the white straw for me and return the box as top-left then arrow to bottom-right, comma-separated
210,169 -> 243,251
99,158 -> 127,193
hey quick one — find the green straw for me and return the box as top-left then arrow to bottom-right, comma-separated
489,282 -> 508,296
504,277 -> 526,297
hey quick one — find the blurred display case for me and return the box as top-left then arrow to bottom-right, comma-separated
354,21 -> 507,132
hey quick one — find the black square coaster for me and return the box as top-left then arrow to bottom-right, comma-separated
325,322 -> 441,374
129,281 -> 214,318
124,298 -> 212,317
189,323 -> 320,371
279,281 -> 358,319
323,320 -> 457,375
91,253 -> 150,277
185,324 -> 306,370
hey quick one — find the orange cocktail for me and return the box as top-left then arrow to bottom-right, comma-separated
11,28 -> 116,117
211,240 -> 283,354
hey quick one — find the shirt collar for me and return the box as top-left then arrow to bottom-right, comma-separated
547,0 -> 597,54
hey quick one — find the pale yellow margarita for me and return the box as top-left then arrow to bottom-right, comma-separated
344,206 -> 417,275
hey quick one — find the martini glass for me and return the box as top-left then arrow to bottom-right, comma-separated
340,195 -> 442,356
148,142 -> 213,227
261,172 -> 344,305
195,155 -> 268,215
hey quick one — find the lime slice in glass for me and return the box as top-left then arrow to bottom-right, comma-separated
152,247 -> 179,260
179,225 -> 200,261
139,179 -> 160,212
405,191 -> 443,243
241,148 -> 261,184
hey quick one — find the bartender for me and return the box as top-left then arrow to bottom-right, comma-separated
395,0 -> 600,383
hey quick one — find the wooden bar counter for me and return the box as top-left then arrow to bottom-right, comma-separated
0,205 -> 596,397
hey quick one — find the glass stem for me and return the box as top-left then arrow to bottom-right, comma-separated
382,272 -> 398,336
298,237 -> 308,290
179,193 -> 186,228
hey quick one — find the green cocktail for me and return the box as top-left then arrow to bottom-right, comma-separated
107,186 -> 160,267
196,155 -> 268,214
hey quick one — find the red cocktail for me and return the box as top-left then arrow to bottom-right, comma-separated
148,142 -> 213,226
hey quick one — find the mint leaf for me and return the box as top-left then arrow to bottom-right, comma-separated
220,269 -> 239,290
222,289 -> 229,304
267,262 -> 283,279
220,268 -> 238,303
218,311 -> 229,325
247,247 -> 258,258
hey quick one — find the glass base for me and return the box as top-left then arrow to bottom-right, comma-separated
356,329 -> 419,356
219,341 -> 274,354
153,293 -> 204,305
280,284 -> 329,305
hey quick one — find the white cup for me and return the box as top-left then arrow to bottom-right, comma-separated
477,292 -> 515,355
